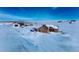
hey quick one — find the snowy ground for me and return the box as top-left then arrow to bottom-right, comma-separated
0,20 -> 79,52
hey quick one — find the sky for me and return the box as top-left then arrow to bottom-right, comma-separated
0,7 -> 79,21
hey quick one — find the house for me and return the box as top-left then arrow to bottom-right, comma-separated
35,24 -> 59,33
37,25 -> 49,33
47,25 -> 59,32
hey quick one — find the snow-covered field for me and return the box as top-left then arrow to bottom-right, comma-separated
0,20 -> 79,52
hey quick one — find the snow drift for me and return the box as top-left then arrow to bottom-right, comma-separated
0,20 -> 79,52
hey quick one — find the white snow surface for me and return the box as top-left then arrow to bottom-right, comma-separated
0,21 -> 79,52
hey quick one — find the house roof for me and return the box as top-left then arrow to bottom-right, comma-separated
46,25 -> 58,29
